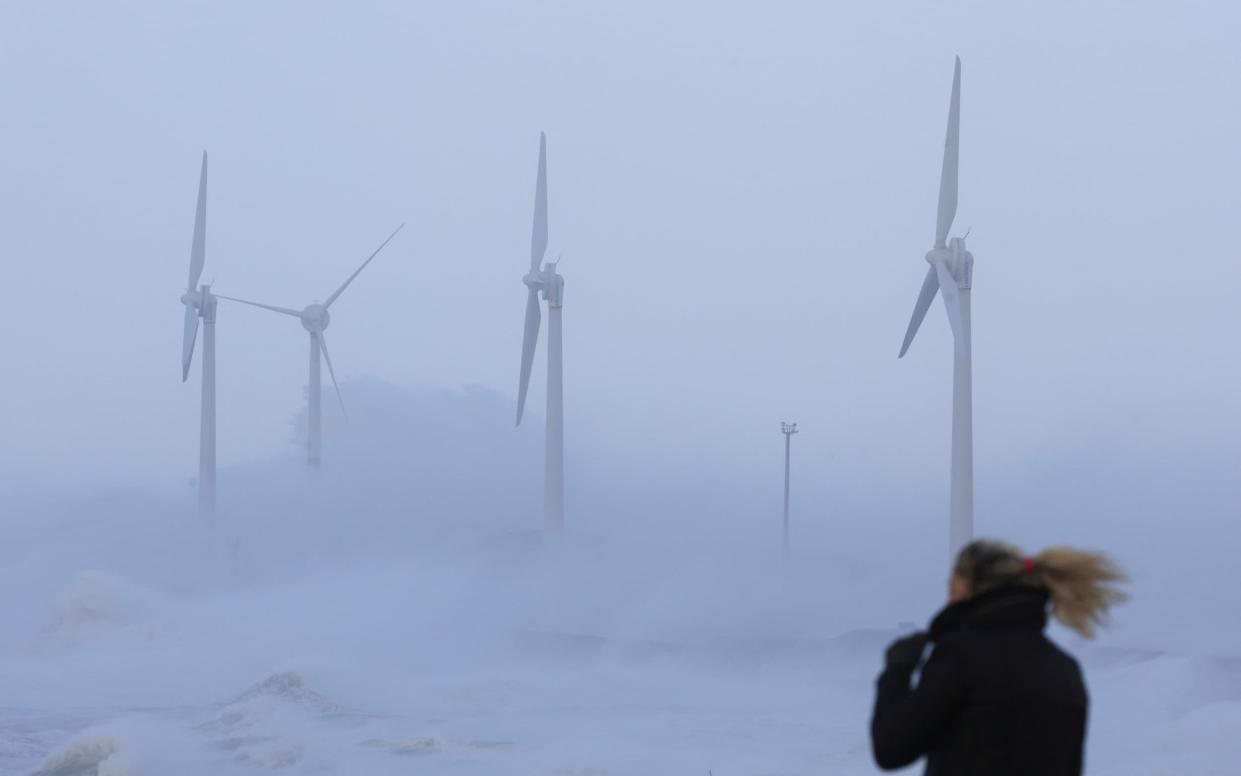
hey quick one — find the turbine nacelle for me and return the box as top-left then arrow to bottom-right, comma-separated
544,270 -> 564,306
181,283 -> 217,313
524,262 -> 565,306
300,303 -> 330,334
949,238 -> 974,290
924,239 -> 973,289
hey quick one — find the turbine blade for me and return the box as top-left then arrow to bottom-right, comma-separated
933,257 -> 964,342
516,287 -> 541,425
215,294 -> 303,317
898,266 -> 939,358
934,57 -> 961,248
324,222 -> 405,309
187,151 -> 208,291
530,132 -> 548,272
181,302 -> 200,381
319,333 -> 347,419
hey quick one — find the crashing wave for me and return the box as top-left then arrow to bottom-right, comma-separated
40,572 -> 169,646
198,673 -> 348,747
191,672 -> 357,771
226,672 -> 347,716
30,732 -> 139,776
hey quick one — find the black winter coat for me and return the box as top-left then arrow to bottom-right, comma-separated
870,586 -> 1088,775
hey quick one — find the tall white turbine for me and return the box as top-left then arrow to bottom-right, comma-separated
515,132 -> 565,533
898,57 -> 975,557
218,223 -> 404,467
180,151 -> 217,519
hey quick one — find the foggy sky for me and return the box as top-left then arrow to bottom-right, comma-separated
1,0 -> 1237,516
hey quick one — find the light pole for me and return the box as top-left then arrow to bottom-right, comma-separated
781,422 -> 799,554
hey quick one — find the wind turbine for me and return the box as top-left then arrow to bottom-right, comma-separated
515,132 -> 566,533
218,223 -> 404,467
180,150 -> 217,519
898,56 -> 975,557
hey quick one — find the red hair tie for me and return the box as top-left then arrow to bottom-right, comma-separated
1023,557 -> 1037,573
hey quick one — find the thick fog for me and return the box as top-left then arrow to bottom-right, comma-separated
1,1 -> 1239,774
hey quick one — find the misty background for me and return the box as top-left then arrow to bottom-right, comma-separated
0,2 -> 1239,772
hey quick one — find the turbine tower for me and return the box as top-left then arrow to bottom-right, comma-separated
515,132 -> 566,533
218,223 -> 404,467
898,56 -> 975,557
179,151 -> 217,519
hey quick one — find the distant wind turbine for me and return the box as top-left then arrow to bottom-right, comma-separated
218,223 -> 404,467
179,151 -> 217,518
897,56 -> 976,556
515,132 -> 566,532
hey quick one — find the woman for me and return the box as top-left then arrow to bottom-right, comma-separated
870,540 -> 1127,775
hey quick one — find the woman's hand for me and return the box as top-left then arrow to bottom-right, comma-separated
885,632 -> 930,668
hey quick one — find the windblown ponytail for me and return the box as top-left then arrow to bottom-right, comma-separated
954,539 -> 1128,639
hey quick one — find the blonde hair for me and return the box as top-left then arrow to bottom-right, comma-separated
954,539 -> 1128,639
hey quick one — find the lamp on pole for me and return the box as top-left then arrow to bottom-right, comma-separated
781,422 -> 799,554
